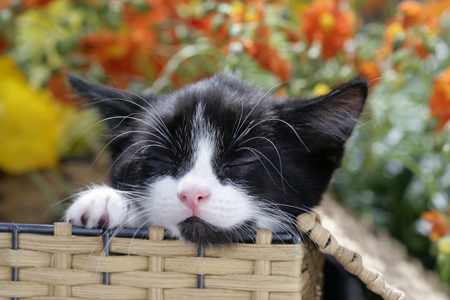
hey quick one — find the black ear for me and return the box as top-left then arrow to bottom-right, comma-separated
281,78 -> 368,157
66,74 -> 150,131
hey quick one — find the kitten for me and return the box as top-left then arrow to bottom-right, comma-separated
65,74 -> 367,245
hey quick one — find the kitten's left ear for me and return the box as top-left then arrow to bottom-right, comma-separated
281,78 -> 368,152
66,74 -> 151,131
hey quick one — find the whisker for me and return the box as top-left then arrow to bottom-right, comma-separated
83,130 -> 170,176
236,118 -> 310,153
235,146 -> 282,190
117,89 -> 174,142
88,96 -> 170,139
233,81 -> 287,146
240,136 -> 285,192
96,139 -> 167,181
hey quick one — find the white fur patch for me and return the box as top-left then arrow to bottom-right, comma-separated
142,136 -> 255,238
66,102 -> 283,237
136,104 -> 258,238
65,185 -> 142,229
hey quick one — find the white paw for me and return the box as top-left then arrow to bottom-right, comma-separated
65,186 -> 139,229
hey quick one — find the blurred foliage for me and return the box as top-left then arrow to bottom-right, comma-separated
1,0 -> 450,284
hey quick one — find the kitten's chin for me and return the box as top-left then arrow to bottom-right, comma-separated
178,217 -> 245,245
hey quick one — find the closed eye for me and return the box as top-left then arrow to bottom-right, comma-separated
225,158 -> 260,168
144,156 -> 176,165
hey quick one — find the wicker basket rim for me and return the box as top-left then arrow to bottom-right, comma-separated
0,212 -> 407,300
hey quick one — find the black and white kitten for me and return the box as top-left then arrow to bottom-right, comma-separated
65,74 -> 367,246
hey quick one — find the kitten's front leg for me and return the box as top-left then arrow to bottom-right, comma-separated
65,185 -> 142,229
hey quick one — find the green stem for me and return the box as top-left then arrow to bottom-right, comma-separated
151,44 -> 221,94
28,171 -> 64,217
45,169 -> 77,195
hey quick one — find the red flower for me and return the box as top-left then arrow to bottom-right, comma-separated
301,0 -> 354,59
429,67 -> 450,131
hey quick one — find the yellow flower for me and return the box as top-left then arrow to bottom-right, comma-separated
438,237 -> 450,255
319,12 -> 336,34
0,56 -> 65,174
385,21 -> 405,39
313,83 -> 331,96
232,1 -> 245,16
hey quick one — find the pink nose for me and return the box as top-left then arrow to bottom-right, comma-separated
178,187 -> 211,210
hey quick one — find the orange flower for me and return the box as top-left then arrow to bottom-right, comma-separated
243,40 -> 292,82
1,0 -> 53,9
123,2 -> 167,46
231,0 -> 264,23
79,29 -> 139,88
378,18 -> 432,60
397,0 -> 447,31
48,72 -> 74,105
301,0 -> 355,59
362,0 -> 389,15
414,38 -> 429,59
77,1 -> 184,87
358,61 -> 381,86
429,67 -> 450,131
424,0 -> 450,31
397,1 -> 426,28
422,209 -> 450,242
275,87 -> 288,97
378,1 -> 445,60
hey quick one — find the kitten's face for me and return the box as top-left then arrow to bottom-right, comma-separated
69,74 -> 367,245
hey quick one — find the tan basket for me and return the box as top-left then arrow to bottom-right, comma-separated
0,213 -> 406,300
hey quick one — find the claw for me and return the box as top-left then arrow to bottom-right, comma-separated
81,212 -> 89,226
98,215 -> 109,228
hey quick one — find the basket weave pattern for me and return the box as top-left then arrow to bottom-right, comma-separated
0,222 -> 324,300
297,214 -> 407,300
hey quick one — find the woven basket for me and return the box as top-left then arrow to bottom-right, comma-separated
0,213 -> 406,300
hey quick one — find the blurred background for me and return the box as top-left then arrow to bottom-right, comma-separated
0,0 -> 450,287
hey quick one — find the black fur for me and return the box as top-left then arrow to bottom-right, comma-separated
67,73 -> 367,244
